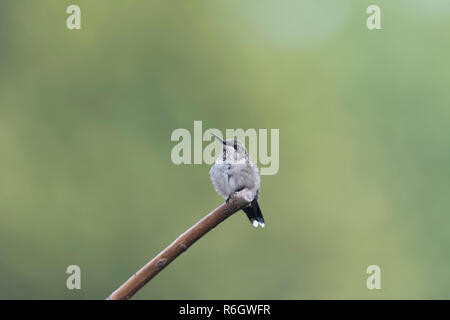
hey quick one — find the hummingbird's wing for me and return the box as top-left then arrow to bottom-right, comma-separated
243,199 -> 265,228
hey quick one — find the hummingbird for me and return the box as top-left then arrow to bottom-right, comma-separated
209,133 -> 265,228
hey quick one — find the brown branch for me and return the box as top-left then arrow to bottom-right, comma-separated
107,188 -> 254,300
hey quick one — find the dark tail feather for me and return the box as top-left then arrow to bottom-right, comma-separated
242,199 -> 265,227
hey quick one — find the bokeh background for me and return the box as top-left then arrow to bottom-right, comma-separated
1,0 -> 450,299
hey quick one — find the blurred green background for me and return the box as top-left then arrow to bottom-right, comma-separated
1,0 -> 450,299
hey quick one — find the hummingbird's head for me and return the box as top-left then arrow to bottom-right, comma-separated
211,133 -> 249,164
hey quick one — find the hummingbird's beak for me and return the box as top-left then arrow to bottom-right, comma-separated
211,132 -> 225,144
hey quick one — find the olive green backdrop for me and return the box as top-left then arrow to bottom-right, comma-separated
1,1 -> 449,299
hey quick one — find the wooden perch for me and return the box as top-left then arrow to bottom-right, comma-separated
107,188 -> 254,300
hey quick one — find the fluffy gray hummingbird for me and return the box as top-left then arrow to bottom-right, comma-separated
209,133 -> 265,228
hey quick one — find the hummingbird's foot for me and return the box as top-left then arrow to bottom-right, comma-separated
226,187 -> 244,203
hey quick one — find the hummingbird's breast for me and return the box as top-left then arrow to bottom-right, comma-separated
209,161 -> 260,200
